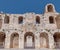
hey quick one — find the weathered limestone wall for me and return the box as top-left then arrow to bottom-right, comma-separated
0,3 -> 60,49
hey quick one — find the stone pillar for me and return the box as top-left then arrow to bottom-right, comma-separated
10,15 -> 13,24
5,34 -> 10,48
49,34 -> 54,49
35,34 -> 40,49
19,35 -> 24,49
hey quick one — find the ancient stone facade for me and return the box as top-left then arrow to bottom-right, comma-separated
0,3 -> 60,49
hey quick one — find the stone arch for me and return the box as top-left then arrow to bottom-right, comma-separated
47,5 -> 53,12
45,3 -> 56,13
49,16 -> 54,23
0,16 -> 2,29
40,32 -> 49,48
24,32 -> 35,49
55,15 -> 60,29
10,32 -> 19,48
36,16 -> 40,24
18,16 -> 23,24
53,32 -> 60,49
0,32 -> 6,48
4,15 -> 9,24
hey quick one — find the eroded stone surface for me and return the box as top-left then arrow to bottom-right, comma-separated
0,3 -> 60,49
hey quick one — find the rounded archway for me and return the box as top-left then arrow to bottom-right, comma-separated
0,32 -> 6,48
49,16 -> 54,24
40,32 -> 49,48
4,15 -> 9,24
47,5 -> 53,12
18,16 -> 23,24
24,32 -> 35,49
10,32 -> 19,48
36,16 -> 40,24
53,32 -> 60,49
45,4 -> 55,13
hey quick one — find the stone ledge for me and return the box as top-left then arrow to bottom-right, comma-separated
0,48 -> 60,50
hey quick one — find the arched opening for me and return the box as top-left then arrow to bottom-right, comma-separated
10,33 -> 19,48
36,16 -> 40,24
0,16 -> 2,29
55,15 -> 60,29
18,16 -> 23,24
53,32 -> 60,49
40,33 -> 49,48
24,32 -> 35,49
4,15 -> 9,24
49,16 -> 54,23
0,32 -> 6,48
47,5 -> 53,12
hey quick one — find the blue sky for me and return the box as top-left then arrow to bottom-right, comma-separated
0,0 -> 60,14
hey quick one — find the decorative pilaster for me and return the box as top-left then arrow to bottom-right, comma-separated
35,34 -> 40,49
5,34 -> 10,48
49,34 -> 55,49
19,35 -> 24,48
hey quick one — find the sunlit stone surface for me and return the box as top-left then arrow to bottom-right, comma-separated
0,3 -> 60,49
